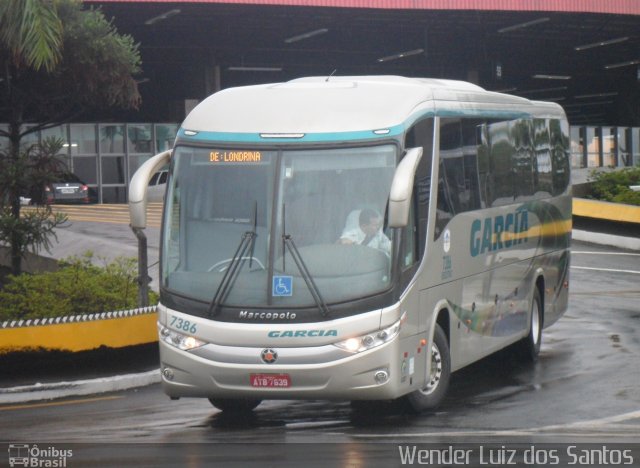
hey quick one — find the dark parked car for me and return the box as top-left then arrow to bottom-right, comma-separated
30,173 -> 98,205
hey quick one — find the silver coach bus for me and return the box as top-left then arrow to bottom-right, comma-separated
129,76 -> 571,412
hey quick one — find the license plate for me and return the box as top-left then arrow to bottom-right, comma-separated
60,188 -> 75,194
250,373 -> 291,388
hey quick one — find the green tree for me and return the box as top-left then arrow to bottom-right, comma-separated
0,0 -> 141,275
588,167 -> 640,206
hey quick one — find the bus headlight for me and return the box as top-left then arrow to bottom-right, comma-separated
334,313 -> 406,354
159,324 -> 206,351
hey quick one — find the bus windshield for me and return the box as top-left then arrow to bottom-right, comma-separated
161,144 -> 397,310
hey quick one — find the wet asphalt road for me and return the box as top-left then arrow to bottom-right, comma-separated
1,228 -> 639,466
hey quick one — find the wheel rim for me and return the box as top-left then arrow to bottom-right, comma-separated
420,343 -> 442,396
531,299 -> 541,345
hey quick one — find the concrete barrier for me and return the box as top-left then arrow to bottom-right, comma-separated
573,198 -> 640,224
0,306 -> 157,353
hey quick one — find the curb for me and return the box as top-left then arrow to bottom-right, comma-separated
0,369 -> 161,405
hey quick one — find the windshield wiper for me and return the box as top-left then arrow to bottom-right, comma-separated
281,203 -> 330,318
208,202 -> 257,317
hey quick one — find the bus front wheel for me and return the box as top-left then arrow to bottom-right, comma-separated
405,323 -> 450,413
209,398 -> 262,412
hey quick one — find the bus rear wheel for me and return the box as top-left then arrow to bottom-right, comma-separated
518,287 -> 543,361
209,398 -> 262,412
405,323 -> 450,413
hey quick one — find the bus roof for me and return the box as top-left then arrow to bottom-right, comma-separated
181,76 -> 566,138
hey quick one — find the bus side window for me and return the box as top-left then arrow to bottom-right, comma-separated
401,201 -> 417,269
437,119 -> 461,227
476,123 -> 490,208
404,117 -> 433,264
487,120 -> 514,207
550,118 -> 571,195
533,118 -> 553,197
461,121 -> 484,210
512,119 -> 535,201
435,161 -> 454,239
435,119 -> 487,239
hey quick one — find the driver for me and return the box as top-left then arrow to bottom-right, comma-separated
338,208 -> 390,255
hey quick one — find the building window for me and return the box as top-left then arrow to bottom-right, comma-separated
585,127 -> 601,167
99,124 -> 125,154
73,156 -> 98,185
602,127 -> 616,167
70,124 -> 97,155
570,126 -> 585,168
155,124 -> 178,152
630,128 -> 640,166
128,124 -> 153,154
101,156 -> 126,184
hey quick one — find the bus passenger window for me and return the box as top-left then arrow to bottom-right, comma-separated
435,118 -> 485,239
434,120 -> 458,239
487,120 -> 514,207
400,202 -> 417,269
533,119 -> 553,198
512,119 -> 535,200
551,119 -> 571,195
476,123 -> 490,208
405,117 -> 434,259
435,169 -> 454,240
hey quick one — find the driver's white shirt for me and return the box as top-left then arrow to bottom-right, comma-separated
340,227 -> 391,255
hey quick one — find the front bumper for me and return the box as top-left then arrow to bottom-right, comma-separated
159,334 -> 420,401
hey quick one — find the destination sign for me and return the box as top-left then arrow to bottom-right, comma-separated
210,151 -> 262,163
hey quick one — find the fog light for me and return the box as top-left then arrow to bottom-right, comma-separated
374,370 -> 389,384
162,367 -> 175,381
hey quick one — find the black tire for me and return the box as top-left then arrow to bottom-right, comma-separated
518,287 -> 543,362
405,323 -> 451,413
208,398 -> 262,412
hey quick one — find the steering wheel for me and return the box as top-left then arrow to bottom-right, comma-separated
208,257 -> 266,272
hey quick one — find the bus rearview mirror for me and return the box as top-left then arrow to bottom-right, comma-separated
129,150 -> 171,229
388,147 -> 423,228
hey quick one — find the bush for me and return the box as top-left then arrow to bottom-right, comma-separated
0,252 -> 158,321
588,167 -> 640,206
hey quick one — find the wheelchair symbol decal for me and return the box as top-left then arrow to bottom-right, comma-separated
272,276 -> 293,297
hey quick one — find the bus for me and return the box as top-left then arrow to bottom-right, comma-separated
129,76 -> 571,412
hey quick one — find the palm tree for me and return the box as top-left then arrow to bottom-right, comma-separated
0,0 -> 141,275
0,1 -> 65,275
0,0 -> 63,72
